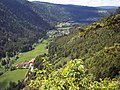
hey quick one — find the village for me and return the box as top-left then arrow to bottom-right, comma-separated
47,22 -> 79,38
16,58 -> 35,70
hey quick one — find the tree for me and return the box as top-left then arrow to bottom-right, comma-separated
116,7 -> 120,14
1,59 -> 6,66
10,66 -> 16,71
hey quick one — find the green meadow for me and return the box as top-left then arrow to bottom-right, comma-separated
0,69 -> 28,89
15,40 -> 48,64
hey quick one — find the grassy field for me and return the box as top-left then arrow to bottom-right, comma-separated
0,67 -> 4,72
15,40 -> 48,64
0,69 -> 28,89
0,39 -> 49,89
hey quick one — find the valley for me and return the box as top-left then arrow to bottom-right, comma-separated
0,0 -> 120,89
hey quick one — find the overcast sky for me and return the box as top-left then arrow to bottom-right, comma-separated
28,0 -> 120,6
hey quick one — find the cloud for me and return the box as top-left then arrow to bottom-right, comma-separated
28,0 -> 120,6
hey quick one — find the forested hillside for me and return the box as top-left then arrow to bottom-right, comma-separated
32,1 -> 108,23
0,0 -> 52,59
48,8 -> 120,80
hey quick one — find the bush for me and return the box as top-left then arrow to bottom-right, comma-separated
10,66 -> 17,71
27,59 -> 120,90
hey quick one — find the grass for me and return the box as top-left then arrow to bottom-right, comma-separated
0,67 -> 4,72
58,27 -> 71,30
0,69 -> 28,89
0,64 -> 5,73
15,40 -> 48,64
0,39 -> 49,89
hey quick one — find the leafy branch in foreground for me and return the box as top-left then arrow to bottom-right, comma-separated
25,59 -> 120,90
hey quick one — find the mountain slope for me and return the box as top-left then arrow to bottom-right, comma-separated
32,1 -> 108,23
0,0 -> 50,29
0,0 -> 51,59
48,10 -> 120,79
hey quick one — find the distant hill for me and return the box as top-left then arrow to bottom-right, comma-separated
97,6 -> 118,14
32,1 -> 109,23
98,6 -> 118,9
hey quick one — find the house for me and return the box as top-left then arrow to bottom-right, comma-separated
16,58 -> 35,69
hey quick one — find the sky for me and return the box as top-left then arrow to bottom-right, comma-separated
28,0 -> 120,6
